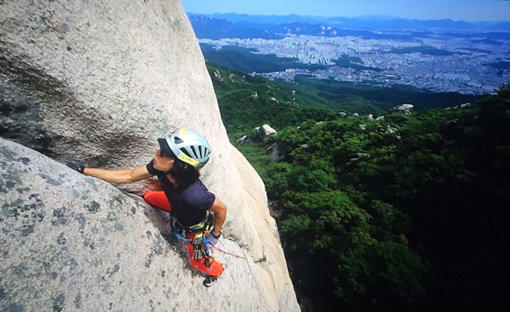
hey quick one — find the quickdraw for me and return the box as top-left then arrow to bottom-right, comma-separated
172,212 -> 215,265
191,232 -> 215,261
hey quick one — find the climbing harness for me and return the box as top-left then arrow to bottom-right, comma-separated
172,210 -> 214,233
171,211 -> 221,277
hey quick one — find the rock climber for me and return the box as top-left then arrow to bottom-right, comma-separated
66,129 -> 226,286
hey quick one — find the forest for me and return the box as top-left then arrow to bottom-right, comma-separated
207,62 -> 509,311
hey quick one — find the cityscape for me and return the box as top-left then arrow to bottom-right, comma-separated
199,34 -> 509,95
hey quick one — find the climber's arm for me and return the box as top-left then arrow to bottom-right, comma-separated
83,164 -> 153,184
209,197 -> 227,236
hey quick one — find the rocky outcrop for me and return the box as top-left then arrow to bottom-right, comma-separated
236,135 -> 253,145
268,142 -> 284,162
260,124 -> 277,137
255,124 -> 277,143
0,0 -> 298,311
394,104 -> 414,114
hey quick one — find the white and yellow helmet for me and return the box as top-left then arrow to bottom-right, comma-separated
159,129 -> 211,169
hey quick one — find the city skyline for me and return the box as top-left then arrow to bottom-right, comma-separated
181,0 -> 510,22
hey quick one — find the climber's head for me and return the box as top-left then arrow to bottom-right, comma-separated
156,129 -> 211,187
158,129 -> 211,169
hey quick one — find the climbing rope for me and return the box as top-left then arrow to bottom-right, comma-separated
210,245 -> 247,259
213,240 -> 275,312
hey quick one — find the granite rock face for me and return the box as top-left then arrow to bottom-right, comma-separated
0,138 -> 289,311
1,0 -> 218,166
0,0 -> 299,311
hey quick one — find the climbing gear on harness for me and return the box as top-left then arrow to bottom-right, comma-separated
142,190 -> 223,281
175,224 -> 214,260
186,230 -> 223,279
192,232 -> 206,260
171,212 -> 224,280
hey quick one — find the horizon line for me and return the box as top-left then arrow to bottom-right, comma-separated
186,12 -> 510,24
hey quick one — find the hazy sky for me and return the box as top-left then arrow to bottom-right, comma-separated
180,0 -> 510,22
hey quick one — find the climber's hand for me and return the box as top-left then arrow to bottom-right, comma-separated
208,231 -> 221,248
65,160 -> 85,174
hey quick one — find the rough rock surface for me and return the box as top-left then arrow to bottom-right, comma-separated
0,138 -> 288,311
0,0 -> 299,311
394,104 -> 414,114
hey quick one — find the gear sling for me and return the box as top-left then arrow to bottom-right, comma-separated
143,191 -> 224,278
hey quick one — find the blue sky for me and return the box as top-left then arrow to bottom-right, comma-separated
180,0 -> 510,22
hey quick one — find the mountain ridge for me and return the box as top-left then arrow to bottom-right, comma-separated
188,13 -> 510,34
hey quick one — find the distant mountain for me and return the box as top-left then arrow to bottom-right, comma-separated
187,15 -> 282,39
188,15 -> 418,40
187,13 -> 510,36
192,13 -> 313,24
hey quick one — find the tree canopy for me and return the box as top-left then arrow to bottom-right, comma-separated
215,61 -> 510,311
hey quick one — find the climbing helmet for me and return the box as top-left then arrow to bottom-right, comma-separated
159,129 -> 211,169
